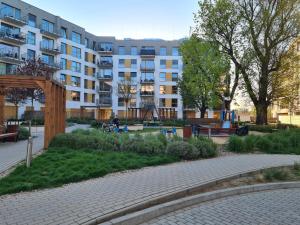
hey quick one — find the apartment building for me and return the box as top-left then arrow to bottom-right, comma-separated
0,0 -> 187,120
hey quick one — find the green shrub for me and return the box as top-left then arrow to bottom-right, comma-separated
263,168 -> 291,181
189,137 -> 218,158
166,141 -> 199,160
227,136 -> 244,152
243,135 -> 258,152
18,127 -> 30,140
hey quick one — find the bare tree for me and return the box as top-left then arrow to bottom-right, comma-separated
6,88 -> 28,119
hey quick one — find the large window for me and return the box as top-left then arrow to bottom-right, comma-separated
131,59 -> 137,68
61,43 -> 67,54
100,69 -> 113,78
71,46 -> 81,59
41,37 -> 54,50
131,72 -> 137,82
41,54 -> 54,65
118,72 -> 125,81
131,46 -> 137,55
172,47 -> 179,56
1,3 -> 21,19
61,27 -> 67,38
172,73 -> 178,81
172,60 -> 178,69
71,61 -> 81,73
28,14 -> 36,27
141,60 -> 155,70
141,85 -> 154,96
160,59 -> 166,69
71,31 -> 81,44
160,47 -> 167,56
118,46 -> 125,55
27,49 -> 35,60
0,63 -> 17,75
172,99 -> 178,107
99,42 -> 113,51
159,72 -> 166,81
85,38 -> 89,48
118,59 -> 125,68
41,19 -> 54,33
141,72 -> 154,82
0,43 -> 19,59
100,56 -> 112,65
71,76 -> 80,87
60,74 -> 66,84
60,58 -> 67,70
27,32 -> 36,45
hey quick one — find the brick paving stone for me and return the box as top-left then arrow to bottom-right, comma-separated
142,188 -> 300,225
0,154 -> 300,225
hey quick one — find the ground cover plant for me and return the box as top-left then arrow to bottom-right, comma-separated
227,129 -> 300,154
0,129 -> 218,195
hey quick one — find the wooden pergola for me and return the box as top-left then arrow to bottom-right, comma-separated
0,75 -> 66,148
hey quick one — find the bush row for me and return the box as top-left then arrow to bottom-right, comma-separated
227,129 -> 300,155
50,129 -> 217,160
248,124 -> 298,133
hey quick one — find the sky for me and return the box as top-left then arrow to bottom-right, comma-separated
23,0 -> 199,40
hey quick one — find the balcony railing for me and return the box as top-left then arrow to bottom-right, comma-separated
40,42 -> 61,55
0,51 -> 25,64
97,60 -> 113,68
98,87 -> 112,93
0,27 -> 26,45
140,91 -> 155,96
140,49 -> 155,57
97,73 -> 113,80
98,98 -> 112,107
42,60 -> 60,70
140,65 -> 155,71
40,25 -> 60,38
0,12 -> 27,26
140,78 -> 155,83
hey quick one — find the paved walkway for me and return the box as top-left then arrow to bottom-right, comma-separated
0,124 -> 89,174
0,154 -> 300,225
142,188 -> 300,225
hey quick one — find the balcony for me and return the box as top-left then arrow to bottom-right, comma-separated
40,42 -> 61,55
97,60 -> 113,68
97,72 -> 113,80
140,78 -> 155,84
140,49 -> 155,58
0,28 -> 26,45
40,25 -> 60,39
0,51 -> 24,64
42,60 -> 60,70
98,86 -> 112,93
98,97 -> 112,107
0,12 -> 27,26
140,91 -> 155,96
97,43 -> 113,54
140,65 -> 155,71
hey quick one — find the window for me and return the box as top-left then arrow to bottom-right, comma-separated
172,86 -> 178,94
41,37 -> 54,50
131,72 -> 137,82
28,14 -> 36,27
172,73 -> 178,81
41,19 -> 54,33
172,60 -> 178,69
131,59 -> 137,68
27,32 -> 35,45
1,3 -> 21,19
159,86 -> 166,94
141,72 -> 154,82
85,38 -> 89,48
160,72 -> 166,81
71,61 -> 81,73
172,99 -> 178,107
118,98 -> 125,107
141,60 -> 155,70
92,41 -> 96,50
71,91 -> 80,101
84,93 -> 88,102
100,69 -> 113,78
61,27 -> 67,38
160,47 -> 167,56
41,54 -> 54,65
0,43 -> 19,59
71,76 -> 80,87
84,79 -> 88,89
60,58 -> 67,70
118,72 -> 125,81
27,49 -> 35,60
160,60 -> 166,69
99,42 -> 113,51
60,74 -> 66,84
71,31 -> 81,44
172,47 -> 179,56
131,46 -> 137,55
159,98 -> 166,107
119,46 -> 125,55
71,46 -> 81,59
119,59 -> 125,68
61,43 -> 67,54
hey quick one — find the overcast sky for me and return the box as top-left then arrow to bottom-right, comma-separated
23,0 -> 199,40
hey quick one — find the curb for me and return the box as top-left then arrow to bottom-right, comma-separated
102,181 -> 300,225
82,165 -> 294,225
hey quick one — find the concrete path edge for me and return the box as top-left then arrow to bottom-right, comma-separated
81,165 -> 294,225
102,181 -> 300,225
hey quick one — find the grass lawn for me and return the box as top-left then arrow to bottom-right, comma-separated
0,147 -> 179,195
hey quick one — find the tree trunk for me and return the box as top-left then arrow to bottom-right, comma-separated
255,103 -> 268,125
15,104 -> 18,120
224,100 -> 231,111
200,107 -> 206,118
125,101 -> 128,124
